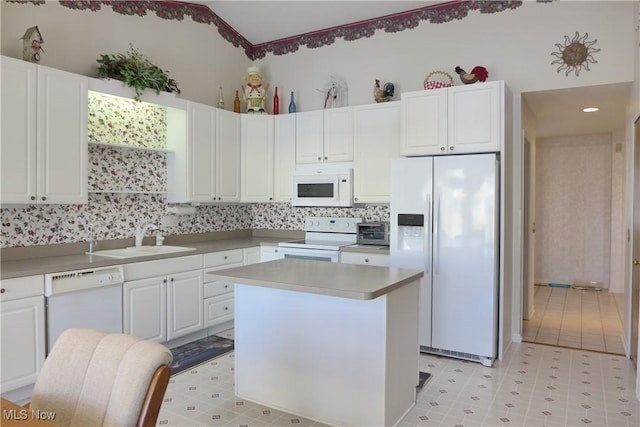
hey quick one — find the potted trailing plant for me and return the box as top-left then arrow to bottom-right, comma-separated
96,44 -> 180,102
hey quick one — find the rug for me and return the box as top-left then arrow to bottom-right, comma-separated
417,371 -> 432,392
169,335 -> 234,375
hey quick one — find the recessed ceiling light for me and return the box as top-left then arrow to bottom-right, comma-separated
582,107 -> 599,113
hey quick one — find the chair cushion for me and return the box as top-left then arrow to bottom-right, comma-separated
30,328 -> 172,426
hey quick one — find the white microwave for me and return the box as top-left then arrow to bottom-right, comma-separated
291,168 -> 353,207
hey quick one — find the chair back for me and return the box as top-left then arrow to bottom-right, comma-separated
29,328 -> 172,426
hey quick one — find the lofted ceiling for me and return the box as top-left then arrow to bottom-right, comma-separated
190,1 -> 629,139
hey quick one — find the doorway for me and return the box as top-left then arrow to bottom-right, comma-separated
520,83 -> 632,355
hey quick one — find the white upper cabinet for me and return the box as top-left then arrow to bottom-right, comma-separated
322,106 -> 354,162
1,56 -> 88,204
273,114 -> 296,203
171,101 -> 239,203
401,81 -> 502,156
241,114 -> 274,202
447,81 -> 501,153
353,102 -> 400,204
400,88 -> 447,156
216,109 -> 241,201
295,107 -> 353,164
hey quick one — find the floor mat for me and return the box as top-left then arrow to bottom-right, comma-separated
169,335 -> 234,375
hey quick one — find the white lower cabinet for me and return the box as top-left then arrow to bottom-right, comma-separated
203,249 -> 243,328
124,276 -> 167,342
123,255 -> 203,343
0,275 -> 45,394
340,251 -> 390,267
260,246 -> 284,262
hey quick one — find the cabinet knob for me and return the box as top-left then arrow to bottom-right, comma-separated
274,249 -> 278,253
450,146 -> 455,151
365,259 -> 369,263
324,156 -> 328,160
440,147 -> 445,151
170,278 -> 174,282
163,279 -> 167,283
218,197 -> 222,200
224,284 -> 228,289
30,196 -> 36,201
41,196 -> 46,201
317,156 -> 322,160
354,197 -> 358,201
224,306 -> 228,311
0,288 -> 5,293
269,197 -> 272,201
224,255 -> 227,259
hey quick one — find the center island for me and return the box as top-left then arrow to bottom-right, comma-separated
207,258 -> 424,427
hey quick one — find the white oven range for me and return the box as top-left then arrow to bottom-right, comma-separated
278,216 -> 361,263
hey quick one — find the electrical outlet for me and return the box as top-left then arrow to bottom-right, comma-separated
162,215 -> 178,227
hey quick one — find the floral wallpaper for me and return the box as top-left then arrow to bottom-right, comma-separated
88,92 -> 168,149
0,201 -> 389,248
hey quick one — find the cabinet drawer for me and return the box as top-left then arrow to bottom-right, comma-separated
204,294 -> 234,327
204,281 -> 233,298
203,261 -> 243,283
204,249 -> 243,268
340,252 -> 389,267
124,254 -> 203,281
0,275 -> 44,302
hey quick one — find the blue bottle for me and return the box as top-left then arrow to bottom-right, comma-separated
288,91 -> 296,113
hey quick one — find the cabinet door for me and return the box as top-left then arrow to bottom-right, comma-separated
448,81 -> 501,153
295,110 -> 324,164
0,56 -> 37,203
274,114 -> 296,202
124,277 -> 167,342
353,102 -> 400,204
188,102 -> 216,202
167,270 -> 203,340
241,115 -> 274,202
401,89 -> 447,156
37,65 -> 88,204
216,109 -> 241,201
323,106 -> 353,162
1,296 -> 45,391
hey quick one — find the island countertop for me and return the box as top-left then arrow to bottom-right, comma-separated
207,258 -> 423,300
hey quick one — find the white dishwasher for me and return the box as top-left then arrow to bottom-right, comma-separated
45,266 -> 124,354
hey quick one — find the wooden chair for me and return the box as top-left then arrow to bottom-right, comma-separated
27,328 -> 172,427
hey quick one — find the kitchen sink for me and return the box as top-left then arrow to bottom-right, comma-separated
87,245 -> 196,259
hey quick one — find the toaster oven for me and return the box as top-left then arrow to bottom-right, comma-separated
356,222 -> 390,245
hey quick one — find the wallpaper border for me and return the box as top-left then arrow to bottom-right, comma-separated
9,0 -> 522,60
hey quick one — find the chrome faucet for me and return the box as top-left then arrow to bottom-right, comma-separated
88,220 -> 108,253
134,223 -> 159,247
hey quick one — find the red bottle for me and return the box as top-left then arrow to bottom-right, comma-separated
273,87 -> 279,115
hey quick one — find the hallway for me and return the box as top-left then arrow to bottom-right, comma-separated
522,285 -> 626,354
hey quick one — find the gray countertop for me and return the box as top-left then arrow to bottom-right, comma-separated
207,258 -> 422,300
0,236 -> 289,280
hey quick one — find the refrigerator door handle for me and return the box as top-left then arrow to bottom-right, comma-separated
424,195 -> 431,274
434,193 -> 440,275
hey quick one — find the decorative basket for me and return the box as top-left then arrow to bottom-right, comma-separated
423,71 -> 454,90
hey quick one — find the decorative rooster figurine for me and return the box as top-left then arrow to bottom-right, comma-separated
373,79 -> 395,103
454,66 -> 489,84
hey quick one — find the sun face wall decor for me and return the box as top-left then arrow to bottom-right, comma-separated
550,32 -> 600,76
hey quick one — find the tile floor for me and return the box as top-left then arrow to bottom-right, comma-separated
522,285 -> 626,354
157,328 -> 640,427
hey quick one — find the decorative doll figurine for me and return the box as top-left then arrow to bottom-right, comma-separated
242,66 -> 269,113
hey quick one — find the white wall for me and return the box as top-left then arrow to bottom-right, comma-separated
256,1 -> 635,111
1,2 -> 634,111
0,2 -> 250,107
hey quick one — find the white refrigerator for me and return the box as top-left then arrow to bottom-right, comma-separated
390,154 -> 499,366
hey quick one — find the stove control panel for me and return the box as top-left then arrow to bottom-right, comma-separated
304,216 -> 362,233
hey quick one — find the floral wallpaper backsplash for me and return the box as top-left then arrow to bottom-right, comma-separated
88,92 -> 168,149
1,200 -> 389,248
88,145 -> 167,193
